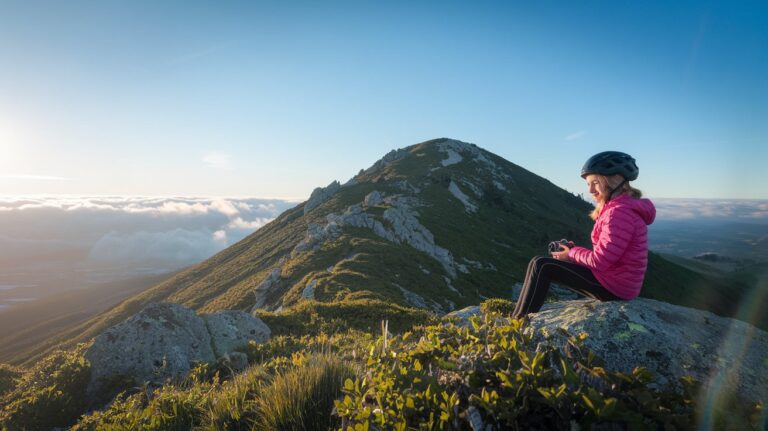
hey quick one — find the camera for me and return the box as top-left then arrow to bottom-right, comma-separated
548,238 -> 575,254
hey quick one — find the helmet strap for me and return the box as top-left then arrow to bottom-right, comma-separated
605,179 -> 627,203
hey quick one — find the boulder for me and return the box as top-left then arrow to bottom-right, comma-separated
363,190 -> 384,207
442,298 -> 768,403
529,298 -> 768,403
444,305 -> 481,327
85,303 -> 214,392
203,310 -> 271,357
86,302 -> 271,396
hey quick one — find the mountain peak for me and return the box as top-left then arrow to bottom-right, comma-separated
30,139 -> 598,357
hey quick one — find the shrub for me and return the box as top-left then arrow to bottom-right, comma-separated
336,314 -> 709,430
0,345 -> 91,431
0,364 -> 21,397
480,298 -> 516,315
72,365 -> 219,431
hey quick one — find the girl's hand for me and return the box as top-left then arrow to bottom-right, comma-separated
551,245 -> 571,262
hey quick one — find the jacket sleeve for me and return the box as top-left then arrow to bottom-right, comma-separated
568,207 -> 636,271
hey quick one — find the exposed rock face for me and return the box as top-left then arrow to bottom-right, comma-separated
298,195 -> 459,279
380,197 -> 457,278
302,279 -> 317,299
448,181 -> 478,213
251,267 -> 283,310
444,305 -> 480,327
85,303 -> 270,395
304,180 -> 341,214
363,190 -> 384,207
446,298 -> 768,403
435,139 -> 512,189
203,310 -> 270,357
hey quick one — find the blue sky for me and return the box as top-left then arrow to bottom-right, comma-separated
0,0 -> 766,199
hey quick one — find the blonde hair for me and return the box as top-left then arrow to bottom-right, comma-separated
589,174 -> 643,220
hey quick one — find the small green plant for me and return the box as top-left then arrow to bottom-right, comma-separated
335,314 -> 714,430
0,345 -> 91,431
241,329 -> 373,365
480,298 -> 516,315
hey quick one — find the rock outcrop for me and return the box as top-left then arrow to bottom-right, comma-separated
251,267 -> 283,310
203,310 -> 270,357
304,180 -> 341,214
85,302 -> 270,396
446,298 -> 768,404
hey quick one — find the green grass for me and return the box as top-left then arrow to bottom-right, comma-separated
255,298 -> 437,336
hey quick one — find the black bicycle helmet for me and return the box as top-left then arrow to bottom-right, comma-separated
580,151 -> 639,181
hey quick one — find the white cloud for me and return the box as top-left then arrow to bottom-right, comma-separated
565,130 -> 587,141
654,198 -> 768,221
227,216 -> 272,230
202,152 -> 234,170
213,230 -> 227,242
0,196 -> 298,278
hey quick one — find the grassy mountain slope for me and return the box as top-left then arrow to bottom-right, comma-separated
9,138 -> 758,365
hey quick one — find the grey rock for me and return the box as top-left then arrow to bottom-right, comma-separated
363,190 -> 384,207
528,298 -> 768,403
301,195 -> 459,279
86,303 -> 271,397
440,148 -> 463,167
442,298 -> 768,403
381,198 -> 457,278
302,279 -> 317,299
394,283 -> 443,313
292,222 -> 342,256
436,139 -> 512,185
444,305 -> 481,327
304,180 -> 341,215
251,267 -> 282,311
85,303 -> 214,393
448,181 -> 478,213
460,179 -> 483,198
203,310 -> 271,357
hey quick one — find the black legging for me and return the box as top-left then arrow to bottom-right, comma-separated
512,256 -> 620,319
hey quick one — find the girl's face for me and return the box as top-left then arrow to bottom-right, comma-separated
585,174 -> 607,203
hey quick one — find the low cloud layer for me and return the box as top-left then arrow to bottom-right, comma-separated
654,198 -> 768,221
0,196 -> 300,276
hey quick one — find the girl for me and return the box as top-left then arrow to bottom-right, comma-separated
512,151 -> 656,319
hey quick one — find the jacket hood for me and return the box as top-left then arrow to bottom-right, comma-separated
608,194 -> 656,225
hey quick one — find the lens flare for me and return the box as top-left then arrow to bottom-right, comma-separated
696,274 -> 768,429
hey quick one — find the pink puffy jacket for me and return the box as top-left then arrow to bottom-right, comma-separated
568,194 -> 656,299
